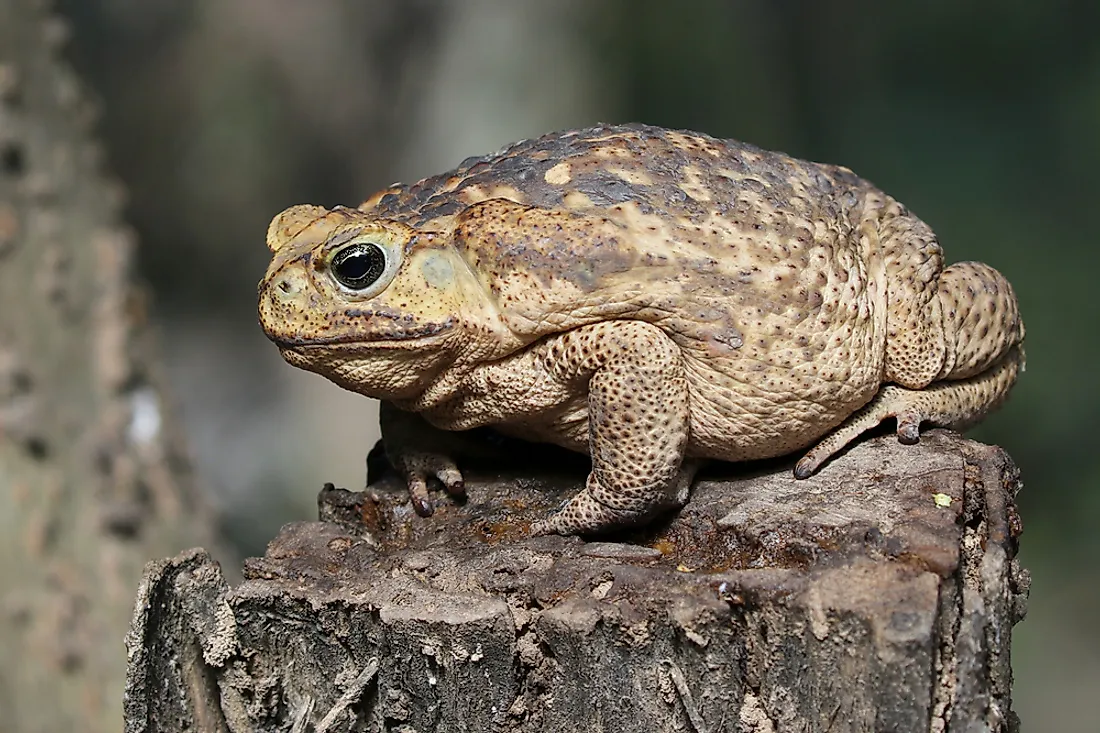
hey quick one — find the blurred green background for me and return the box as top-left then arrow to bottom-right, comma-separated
56,0 -> 1098,728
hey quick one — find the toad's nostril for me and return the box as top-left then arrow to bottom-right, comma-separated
272,276 -> 305,300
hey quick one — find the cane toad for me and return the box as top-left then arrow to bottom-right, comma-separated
258,123 -> 1024,536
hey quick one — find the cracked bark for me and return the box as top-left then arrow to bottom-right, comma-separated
124,431 -> 1029,733
0,1 -> 221,730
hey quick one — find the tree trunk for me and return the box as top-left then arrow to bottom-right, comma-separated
124,431 -> 1029,732
0,1 -> 223,730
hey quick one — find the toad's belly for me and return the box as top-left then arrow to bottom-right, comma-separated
490,346 -> 885,464
678,332 -> 885,462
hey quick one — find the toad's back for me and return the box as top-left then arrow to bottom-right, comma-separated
361,123 -> 873,234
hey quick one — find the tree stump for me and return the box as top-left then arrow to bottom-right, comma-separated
123,430 -> 1029,732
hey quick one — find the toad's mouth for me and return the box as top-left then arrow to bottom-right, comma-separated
270,328 -> 452,353
265,316 -> 456,352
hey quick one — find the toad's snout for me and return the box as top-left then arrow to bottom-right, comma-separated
258,268 -> 316,346
270,272 -> 307,301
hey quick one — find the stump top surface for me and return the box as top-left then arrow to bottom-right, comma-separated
243,431 -> 1005,611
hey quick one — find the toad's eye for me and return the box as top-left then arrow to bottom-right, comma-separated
330,242 -> 387,290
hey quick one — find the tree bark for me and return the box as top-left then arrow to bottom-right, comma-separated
0,1 -> 222,730
124,431 -> 1029,733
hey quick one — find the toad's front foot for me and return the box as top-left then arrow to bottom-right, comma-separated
380,401 -> 474,516
392,450 -> 466,517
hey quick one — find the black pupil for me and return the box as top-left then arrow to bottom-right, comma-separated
331,243 -> 386,290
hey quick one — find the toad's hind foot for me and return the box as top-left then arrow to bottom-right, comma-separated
794,347 -> 1023,479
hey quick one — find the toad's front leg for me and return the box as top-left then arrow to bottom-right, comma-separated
380,401 -> 472,516
530,321 -> 690,536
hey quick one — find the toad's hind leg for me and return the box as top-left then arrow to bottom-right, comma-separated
799,252 -> 1026,478
794,347 -> 1023,478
